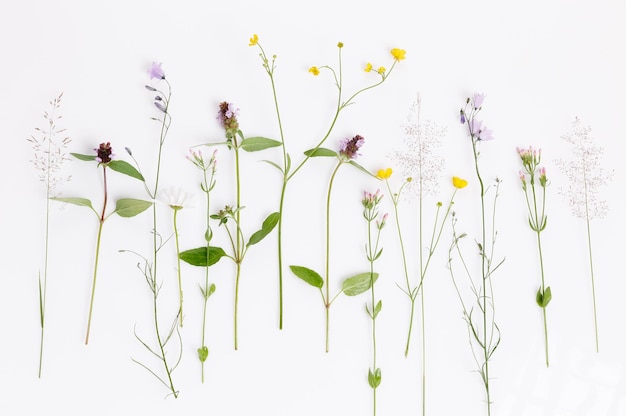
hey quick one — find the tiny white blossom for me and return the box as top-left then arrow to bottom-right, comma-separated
157,187 -> 195,210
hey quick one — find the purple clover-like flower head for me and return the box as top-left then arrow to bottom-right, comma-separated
217,101 -> 240,132
148,62 -> 165,80
95,142 -> 113,164
339,134 -> 365,160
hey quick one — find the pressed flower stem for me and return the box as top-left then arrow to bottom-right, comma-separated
38,134 -> 53,377
324,161 -> 343,353
472,138 -> 491,416
85,166 -> 108,345
150,272 -> 178,398
530,180 -> 549,367
585,213 -> 599,353
173,208 -> 183,327
233,139 -> 243,351
200,167 -> 214,382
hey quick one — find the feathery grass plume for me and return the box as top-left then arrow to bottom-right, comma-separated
517,146 -> 552,366
387,96 -> 449,416
28,92 -> 71,378
448,93 -> 503,416
555,117 -> 613,352
249,35 -> 405,329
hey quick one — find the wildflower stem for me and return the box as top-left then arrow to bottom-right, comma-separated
85,166 -> 108,345
471,137 -> 491,416
585,216 -> 599,353
38,132 -> 53,377
530,180 -> 549,367
200,167 -> 214,383
173,209 -> 183,327
234,139 -> 243,351
324,161 -> 343,352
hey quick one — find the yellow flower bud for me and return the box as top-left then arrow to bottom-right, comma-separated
364,62 -> 373,73
391,48 -> 406,61
308,66 -> 320,76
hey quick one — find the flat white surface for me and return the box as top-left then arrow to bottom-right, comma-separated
2,0 -> 626,415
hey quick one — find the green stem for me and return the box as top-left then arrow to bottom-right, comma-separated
200,167 -> 213,383
421,287 -> 426,416
471,138 -> 491,416
582,171 -> 599,353
173,209 -> 183,327
151,272 -> 178,398
39,140 -> 52,377
324,161 -> 343,353
277,179 -> 287,329
234,139 -> 243,351
85,166 -> 108,345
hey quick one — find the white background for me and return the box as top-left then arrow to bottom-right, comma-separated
1,0 -> 625,415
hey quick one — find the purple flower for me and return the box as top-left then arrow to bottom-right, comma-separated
339,135 -> 365,160
217,101 -> 240,131
148,62 -> 165,80
459,110 -> 466,124
95,142 -> 113,164
472,93 -> 485,109
469,119 -> 494,141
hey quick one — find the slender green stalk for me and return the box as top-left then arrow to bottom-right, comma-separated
324,161 -> 343,352
38,137 -> 52,377
85,166 -> 108,345
233,137 -> 243,351
584,206 -> 599,353
173,208 -> 183,327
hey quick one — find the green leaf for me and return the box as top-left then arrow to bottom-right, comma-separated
108,160 -> 145,181
368,368 -> 382,388
247,212 -> 280,247
536,286 -> 552,308
285,153 -> 291,175
261,159 -> 284,174
179,246 -> 227,267
373,300 -> 382,319
240,137 -> 282,152
342,272 -> 379,296
71,152 -> 97,161
197,346 -> 209,363
114,198 -> 152,218
348,160 -> 376,178
50,197 -> 94,210
289,265 -> 323,288
303,147 -> 337,157
207,283 -> 216,297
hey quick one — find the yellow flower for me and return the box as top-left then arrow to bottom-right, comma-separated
308,66 -> 320,76
249,34 -> 259,46
364,62 -> 373,73
377,66 -> 386,74
452,176 -> 468,189
337,42 -> 344,48
391,48 -> 406,61
376,168 -> 393,179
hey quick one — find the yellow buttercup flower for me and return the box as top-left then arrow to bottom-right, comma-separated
337,42 -> 344,48
376,168 -> 393,180
308,66 -> 320,76
452,176 -> 468,189
249,34 -> 259,46
377,66 -> 386,74
391,48 -> 406,61
364,62 -> 373,73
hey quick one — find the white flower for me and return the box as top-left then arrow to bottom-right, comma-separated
157,187 -> 194,210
